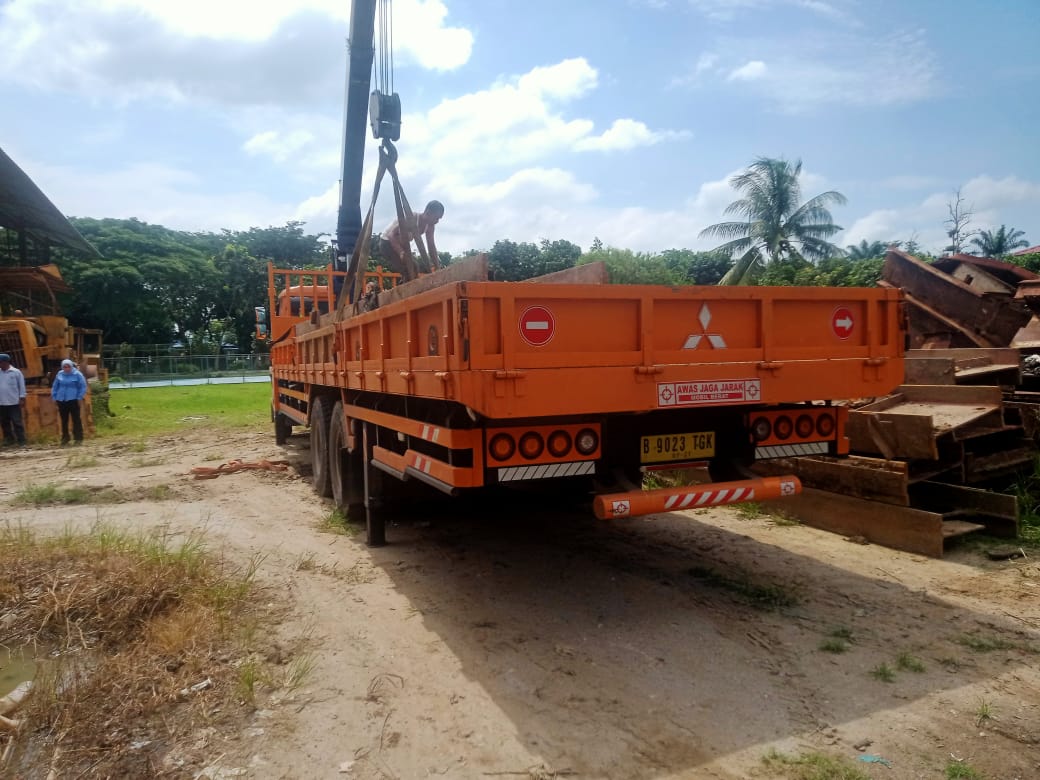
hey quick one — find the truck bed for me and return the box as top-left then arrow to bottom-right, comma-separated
273,280 -> 904,419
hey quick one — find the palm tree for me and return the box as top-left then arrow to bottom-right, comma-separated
970,225 -> 1029,258
846,239 -> 897,260
700,157 -> 846,284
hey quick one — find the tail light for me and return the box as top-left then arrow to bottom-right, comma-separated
575,428 -> 599,456
518,432 -> 545,460
547,430 -> 572,458
773,415 -> 793,440
489,433 -> 516,461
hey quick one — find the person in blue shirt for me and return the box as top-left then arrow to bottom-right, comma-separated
51,359 -> 88,445
0,352 -> 27,446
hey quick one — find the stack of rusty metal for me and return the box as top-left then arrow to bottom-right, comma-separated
759,249 -> 1040,557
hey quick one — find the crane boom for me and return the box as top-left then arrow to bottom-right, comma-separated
334,0 -> 378,270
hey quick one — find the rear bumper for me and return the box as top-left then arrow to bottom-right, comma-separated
593,475 -> 801,520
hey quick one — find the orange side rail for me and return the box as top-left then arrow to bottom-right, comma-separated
593,476 -> 801,520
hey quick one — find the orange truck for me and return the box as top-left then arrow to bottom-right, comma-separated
265,0 -> 905,544
267,258 -> 905,545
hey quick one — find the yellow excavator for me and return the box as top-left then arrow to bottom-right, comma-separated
0,264 -> 105,441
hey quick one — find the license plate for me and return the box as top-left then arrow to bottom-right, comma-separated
640,431 -> 715,464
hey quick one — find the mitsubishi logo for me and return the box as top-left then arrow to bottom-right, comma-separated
682,304 -> 727,349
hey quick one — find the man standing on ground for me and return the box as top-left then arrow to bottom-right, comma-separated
51,358 -> 88,445
0,352 -> 27,447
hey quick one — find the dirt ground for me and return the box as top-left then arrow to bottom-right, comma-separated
2,427 -> 1039,780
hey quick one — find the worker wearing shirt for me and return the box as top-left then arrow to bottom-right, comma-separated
51,358 -> 88,445
0,352 -> 27,446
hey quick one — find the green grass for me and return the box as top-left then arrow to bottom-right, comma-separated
896,652 -> 926,672
945,759 -> 984,779
818,638 -> 849,653
687,565 -> 798,610
99,383 -> 271,439
870,662 -> 896,682
762,748 -> 870,780
956,633 -> 1017,653
15,483 -> 93,506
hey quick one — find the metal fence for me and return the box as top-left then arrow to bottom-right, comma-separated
103,353 -> 271,389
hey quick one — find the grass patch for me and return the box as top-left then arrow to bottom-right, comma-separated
946,759 -> 985,779
975,699 -> 993,726
762,748 -> 870,780
1008,455 -> 1040,546
829,626 -> 854,641
735,501 -> 763,519
64,453 -> 99,469
688,565 -> 798,610
101,383 -> 271,440
317,508 -> 359,536
897,651 -> 926,672
0,522 -> 282,777
14,483 -> 93,506
819,638 -> 849,654
129,454 -> 167,468
768,511 -> 802,527
870,662 -> 896,682
956,633 -> 1017,653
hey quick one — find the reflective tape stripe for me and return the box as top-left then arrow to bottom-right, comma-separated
497,461 -> 595,482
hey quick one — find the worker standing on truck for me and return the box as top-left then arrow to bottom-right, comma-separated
0,353 -> 27,447
379,200 -> 444,278
51,359 -> 88,446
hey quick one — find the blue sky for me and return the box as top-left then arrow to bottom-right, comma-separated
3,0 -> 1039,258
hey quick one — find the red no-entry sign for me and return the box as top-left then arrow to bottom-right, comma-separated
519,305 -> 555,346
832,306 -> 855,339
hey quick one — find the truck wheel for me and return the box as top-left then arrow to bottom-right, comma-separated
310,397 -> 333,498
329,401 -> 364,517
274,410 -> 293,444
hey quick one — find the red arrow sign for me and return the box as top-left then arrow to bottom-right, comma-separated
519,305 -> 555,346
832,306 -> 854,339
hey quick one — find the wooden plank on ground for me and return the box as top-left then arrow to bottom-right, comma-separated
760,487 -> 945,558
753,455 -> 909,506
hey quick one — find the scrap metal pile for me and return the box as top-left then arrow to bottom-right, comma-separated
758,249 -> 1040,557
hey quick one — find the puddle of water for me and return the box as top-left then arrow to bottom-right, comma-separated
1,646 -> 37,698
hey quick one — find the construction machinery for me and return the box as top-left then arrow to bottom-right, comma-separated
267,0 -> 907,545
0,264 -> 103,441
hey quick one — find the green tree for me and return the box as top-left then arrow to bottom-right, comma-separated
970,225 -> 1029,258
845,239 -> 897,260
487,239 -> 542,281
578,247 -> 679,285
659,249 -> 731,285
535,239 -> 581,276
699,157 -> 846,285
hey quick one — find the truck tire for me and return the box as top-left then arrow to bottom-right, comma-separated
310,397 -> 333,498
274,410 -> 293,445
329,401 -> 364,516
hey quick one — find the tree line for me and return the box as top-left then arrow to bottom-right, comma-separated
2,157 -> 1033,354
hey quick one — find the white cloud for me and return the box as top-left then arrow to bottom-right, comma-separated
22,158 -> 294,232
0,0 -> 472,107
243,129 -> 316,164
842,175 -> 1040,252
678,28 -> 937,111
727,60 -> 767,81
575,119 -> 691,151
407,58 -> 687,176
686,0 -> 855,24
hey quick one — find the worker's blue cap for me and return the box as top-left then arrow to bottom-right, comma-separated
0,353 -> 10,362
